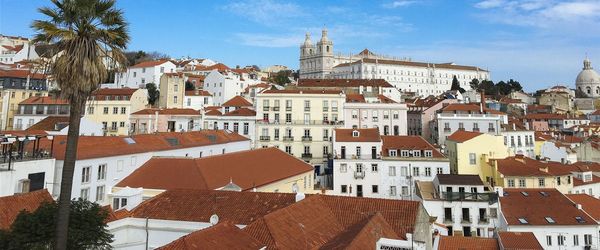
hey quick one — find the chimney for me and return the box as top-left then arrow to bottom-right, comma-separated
195,89 -> 199,95
295,192 -> 305,202
480,90 -> 486,113
512,123 -> 516,130
539,166 -> 549,173
515,154 -> 525,163
576,204 -> 583,210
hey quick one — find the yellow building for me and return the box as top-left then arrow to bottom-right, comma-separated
445,130 -> 510,180
158,72 -> 184,109
0,89 -> 48,130
111,147 -> 316,200
486,155 -> 573,194
84,88 -> 148,136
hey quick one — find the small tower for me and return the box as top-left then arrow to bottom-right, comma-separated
584,57 -> 592,70
317,28 -> 333,56
300,32 -> 315,58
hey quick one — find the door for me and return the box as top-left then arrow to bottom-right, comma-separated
341,146 -> 346,159
28,172 -> 45,191
167,121 -> 176,132
357,185 -> 363,197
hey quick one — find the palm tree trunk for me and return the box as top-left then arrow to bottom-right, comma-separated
54,99 -> 85,250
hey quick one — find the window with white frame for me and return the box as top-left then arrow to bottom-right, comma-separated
413,167 -> 420,176
389,150 -> 397,157
437,167 -> 443,174
340,163 -> 347,173
97,164 -> 106,180
389,186 -> 397,196
469,153 -> 476,165
389,166 -> 396,176
81,167 -> 91,183
400,166 -> 408,176
424,150 -> 433,157
401,150 -> 409,157
507,179 -> 515,187
80,188 -> 90,201
401,186 -> 409,196
96,186 -> 105,202
425,167 -> 431,177
371,164 -> 378,172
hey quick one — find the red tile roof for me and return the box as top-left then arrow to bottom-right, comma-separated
447,130 -> 483,143
573,175 -> 600,187
36,130 -> 249,160
26,116 -> 70,131
261,89 -> 343,95
131,59 -> 171,68
91,88 -> 138,99
319,212 -> 399,249
441,103 -> 505,115
437,174 -> 484,185
115,147 -> 313,191
184,90 -> 211,96
498,231 -> 543,250
494,156 -> 572,177
158,221 -> 264,250
378,94 -> 397,103
0,69 -> 47,79
297,79 -> 394,88
381,135 -> 445,158
438,236 -> 499,250
203,63 -> 230,72
222,107 -> 256,117
204,109 -> 222,116
500,188 -> 597,226
131,108 -> 201,116
334,128 -> 381,142
121,189 -> 298,225
345,94 -> 366,103
0,190 -> 53,230
566,194 -> 600,221
222,96 -> 252,107
19,96 -> 68,105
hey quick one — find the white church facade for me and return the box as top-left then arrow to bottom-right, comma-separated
299,29 -> 491,97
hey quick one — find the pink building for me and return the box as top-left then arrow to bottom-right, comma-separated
129,108 -> 201,134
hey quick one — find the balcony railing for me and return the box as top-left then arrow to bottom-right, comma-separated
479,217 -> 489,223
273,106 -> 280,111
304,107 -> 310,111
354,171 -> 365,179
323,107 -> 328,112
301,153 -> 312,158
257,120 -> 344,126
443,128 -> 451,132
488,128 -> 496,132
443,216 -> 453,223
259,136 -> 270,141
302,136 -> 312,142
441,192 -> 498,204
323,136 -> 330,141
286,107 -> 292,111
263,106 -> 270,111
283,136 -> 294,141
473,127 -> 480,132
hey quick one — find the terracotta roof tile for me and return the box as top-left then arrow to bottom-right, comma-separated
438,236 -> 499,250
0,190 -> 53,230
377,94 -> 397,103
115,147 -> 313,191
498,231 -> 543,250
261,89 -> 343,95
334,128 -> 381,142
204,109 -> 222,116
573,175 -> 600,187
381,135 -> 445,158
494,157 -> 572,177
222,96 -> 252,107
35,130 -> 248,160
566,194 -> 600,221
0,69 -> 47,79
447,130 -> 483,143
131,59 -> 171,68
184,90 -> 211,96
26,116 -> 70,131
222,107 -> 256,117
319,213 -> 400,249
131,108 -> 201,115
436,174 -> 483,185
91,88 -> 138,99
123,189 -> 298,225
500,188 -> 598,226
158,221 -> 264,250
203,63 -> 230,72
345,94 -> 366,103
19,96 -> 68,105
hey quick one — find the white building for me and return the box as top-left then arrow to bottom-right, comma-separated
0,157 -> 55,197
0,35 -> 39,64
435,103 -> 507,146
129,108 -> 202,134
255,89 -> 346,171
203,104 -> 257,147
26,116 -> 103,136
344,94 -> 407,135
499,188 -> 599,250
203,69 -> 260,106
184,89 -> 213,110
43,130 -> 250,205
417,174 -> 499,238
114,59 -> 176,88
501,123 -> 536,158
13,96 -> 69,130
299,29 -> 490,96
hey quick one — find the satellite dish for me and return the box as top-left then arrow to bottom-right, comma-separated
209,214 -> 219,225
292,183 -> 299,193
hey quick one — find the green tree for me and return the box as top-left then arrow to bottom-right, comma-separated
31,0 -> 129,248
185,80 -> 195,91
0,199 -> 112,250
146,83 -> 159,106
450,75 -> 466,93
469,78 -> 480,90
271,70 -> 292,86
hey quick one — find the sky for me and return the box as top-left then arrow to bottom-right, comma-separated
1,0 -> 600,91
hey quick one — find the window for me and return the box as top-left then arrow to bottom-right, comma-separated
97,164 -> 106,180
372,185 -> 378,193
119,121 -> 125,127
121,107 -> 126,114
538,178 -> 545,187
96,186 -> 105,202
424,150 -> 432,157
390,186 -> 397,196
507,179 -> 515,187
557,235 -> 565,246
518,178 -> 526,187
469,153 -> 476,165
285,146 -> 292,154
340,163 -> 347,173
113,107 -> 118,114
81,167 -> 91,183
371,164 -> 378,172
400,166 -> 407,176
341,185 -> 347,193
389,166 -> 396,176
437,167 -> 443,174
111,122 -> 118,130
389,150 -> 397,157
413,167 -> 420,176
401,186 -> 409,196
243,123 -> 249,135
103,107 -> 109,114
304,100 -> 310,111
113,197 -> 128,210
546,235 -> 552,246
401,150 -> 409,157
87,107 -> 94,115
80,188 -> 90,200
574,235 -> 579,246
425,167 -> 431,177
173,96 -> 178,104
585,234 -> 593,245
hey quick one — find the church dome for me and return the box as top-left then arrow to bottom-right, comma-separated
576,58 -> 600,85
302,32 -> 313,47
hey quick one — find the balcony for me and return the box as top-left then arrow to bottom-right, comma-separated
302,136 -> 312,142
263,106 -> 270,111
286,107 -> 292,111
323,136 -> 330,141
304,107 -> 311,112
273,106 -> 280,111
443,128 -> 451,132
473,127 -> 480,132
478,217 -> 489,224
257,120 -> 344,126
301,153 -> 312,159
259,136 -> 270,141
441,192 -> 498,204
283,136 -> 294,141
354,171 -> 365,179
488,128 -> 496,132
323,107 -> 329,112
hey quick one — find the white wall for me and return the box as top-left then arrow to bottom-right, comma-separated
0,158 -> 55,197
343,102 -> 408,136
504,225 -> 599,250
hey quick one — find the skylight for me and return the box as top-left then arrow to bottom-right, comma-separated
539,191 -> 549,197
545,217 -> 555,224
518,218 -> 528,224
165,138 -> 180,146
520,191 -> 529,197
124,137 -> 136,144
575,216 -> 586,223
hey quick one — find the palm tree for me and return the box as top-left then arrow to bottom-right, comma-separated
31,0 -> 128,248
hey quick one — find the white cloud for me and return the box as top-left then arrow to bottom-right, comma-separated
223,0 -> 303,24
474,0 -> 506,9
233,33 -> 303,48
383,0 -> 418,8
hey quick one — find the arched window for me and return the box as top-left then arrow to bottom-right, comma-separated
384,125 -> 390,135
596,87 -> 599,94
326,46 -> 329,52
587,86 -> 591,94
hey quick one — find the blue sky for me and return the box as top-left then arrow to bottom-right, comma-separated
2,0 -> 600,91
